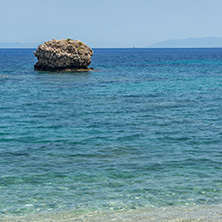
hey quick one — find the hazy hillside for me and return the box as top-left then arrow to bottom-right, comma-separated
150,37 -> 222,48
0,42 -> 38,48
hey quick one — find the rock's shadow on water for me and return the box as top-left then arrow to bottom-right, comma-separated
34,68 -> 100,75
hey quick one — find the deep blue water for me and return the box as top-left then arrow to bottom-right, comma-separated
0,48 -> 222,217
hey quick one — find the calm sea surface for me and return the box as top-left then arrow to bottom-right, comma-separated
0,48 -> 222,220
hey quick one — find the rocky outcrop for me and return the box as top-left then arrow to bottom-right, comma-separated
34,39 -> 93,71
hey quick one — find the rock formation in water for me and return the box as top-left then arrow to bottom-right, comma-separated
34,39 -> 93,71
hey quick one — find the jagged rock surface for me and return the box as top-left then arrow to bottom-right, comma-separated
34,39 -> 93,71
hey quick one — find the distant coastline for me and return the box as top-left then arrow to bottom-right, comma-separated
149,37 -> 222,48
1,47 -> 222,50
0,42 -> 38,48
2,36 -> 222,49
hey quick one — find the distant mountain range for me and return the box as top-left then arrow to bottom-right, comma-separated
149,37 -> 222,48
0,42 -> 38,48
1,37 -> 222,48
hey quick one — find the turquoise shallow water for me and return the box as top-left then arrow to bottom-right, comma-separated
0,48 -> 222,218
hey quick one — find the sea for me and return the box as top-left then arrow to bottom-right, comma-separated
0,48 -> 222,221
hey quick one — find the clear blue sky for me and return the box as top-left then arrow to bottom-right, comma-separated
1,0 -> 222,47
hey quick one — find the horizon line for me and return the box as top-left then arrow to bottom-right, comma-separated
1,47 -> 222,49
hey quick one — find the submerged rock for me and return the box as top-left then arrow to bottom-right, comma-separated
34,39 -> 93,71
